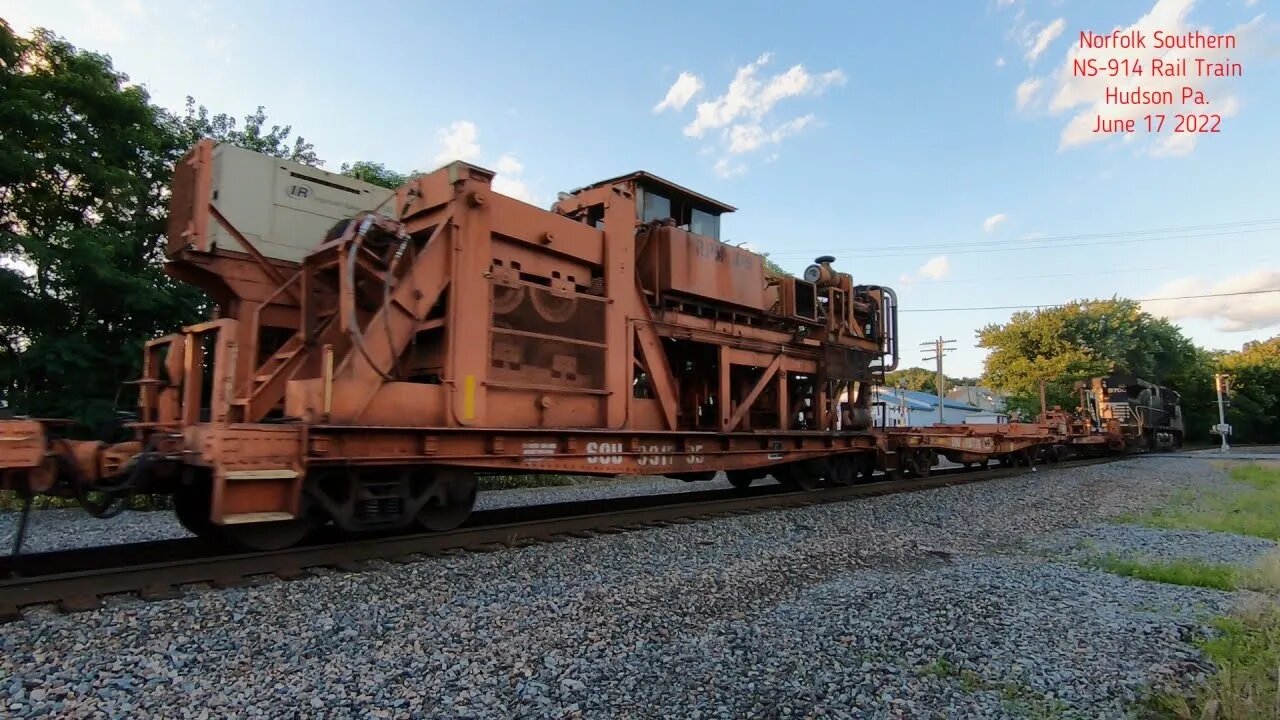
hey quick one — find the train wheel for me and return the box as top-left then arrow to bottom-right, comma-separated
776,463 -> 822,491
219,515 -> 319,552
856,454 -> 878,483
173,481 -> 217,539
794,474 -> 822,491
727,471 -> 754,490
174,472 -> 317,551
905,450 -> 932,478
831,456 -> 857,486
417,469 -> 478,532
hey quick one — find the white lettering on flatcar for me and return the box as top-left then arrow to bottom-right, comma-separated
636,443 -> 676,467
522,441 -> 557,462
586,441 -> 624,465
685,444 -> 704,465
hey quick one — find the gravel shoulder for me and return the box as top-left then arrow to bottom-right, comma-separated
0,456 -> 1266,719
0,472 -> 776,555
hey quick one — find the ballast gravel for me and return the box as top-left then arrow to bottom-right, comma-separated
0,456 -> 1266,719
0,473 -> 769,555
1031,522 -> 1278,567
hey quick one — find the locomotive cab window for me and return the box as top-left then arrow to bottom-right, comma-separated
636,185 -> 721,241
690,208 -> 719,241
639,189 -> 671,225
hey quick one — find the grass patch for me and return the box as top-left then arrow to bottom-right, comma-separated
1093,555 -> 1240,591
476,474 -> 581,491
0,491 -> 174,512
1112,464 -> 1280,719
1126,463 -> 1280,541
1146,598 -> 1280,720
918,657 -> 1068,718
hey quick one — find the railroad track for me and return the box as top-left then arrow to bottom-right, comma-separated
0,456 -> 1120,622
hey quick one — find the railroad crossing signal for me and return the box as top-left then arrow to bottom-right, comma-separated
1212,373 -> 1232,452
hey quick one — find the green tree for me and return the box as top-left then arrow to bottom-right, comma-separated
0,23 -> 319,428
884,366 -> 945,393
338,161 -> 417,190
0,23 -> 202,424
976,298 -> 1203,426
177,97 -> 319,166
760,252 -> 791,277
1219,336 -> 1280,443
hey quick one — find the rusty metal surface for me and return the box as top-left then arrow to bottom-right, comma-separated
645,227 -> 766,310
0,420 -> 44,471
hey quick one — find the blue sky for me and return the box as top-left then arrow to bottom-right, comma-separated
7,0 -> 1279,377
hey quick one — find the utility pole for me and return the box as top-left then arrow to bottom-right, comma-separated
1213,373 -> 1232,453
921,337 -> 956,425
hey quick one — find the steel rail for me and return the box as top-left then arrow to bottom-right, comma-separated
0,457 -> 1120,621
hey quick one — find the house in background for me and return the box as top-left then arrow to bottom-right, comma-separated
869,387 -> 982,427
946,385 -> 1007,413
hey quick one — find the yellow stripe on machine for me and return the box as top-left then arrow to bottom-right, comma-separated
463,374 -> 476,420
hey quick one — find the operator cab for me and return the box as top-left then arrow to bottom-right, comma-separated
559,171 -> 735,242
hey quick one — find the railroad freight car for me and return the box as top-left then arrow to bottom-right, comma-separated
0,140 -> 901,550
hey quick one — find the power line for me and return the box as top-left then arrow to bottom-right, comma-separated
767,225 -> 1279,259
900,288 -> 1280,313
912,260 -> 1271,286
764,217 -> 1280,257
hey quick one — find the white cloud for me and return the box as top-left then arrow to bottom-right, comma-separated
660,53 -> 844,177
995,56 -> 1007,67
494,154 -> 523,175
1141,268 -> 1280,331
998,0 -> 1018,6
918,256 -> 952,280
1025,18 -> 1066,63
490,153 -> 536,204
654,72 -> 704,113
983,213 -> 1009,233
1043,0 -> 1263,153
1016,77 -> 1043,111
726,114 -> 814,154
431,124 -> 537,204
682,54 -> 844,138
434,121 -> 481,164
491,174 -> 533,204
713,157 -> 747,178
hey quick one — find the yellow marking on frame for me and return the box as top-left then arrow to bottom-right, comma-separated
463,375 -> 476,420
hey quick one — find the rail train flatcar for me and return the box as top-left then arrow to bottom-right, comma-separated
0,141 -> 1185,552
1,140 -> 907,550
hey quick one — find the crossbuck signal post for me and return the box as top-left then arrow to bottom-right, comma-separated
921,337 -> 956,425
1213,373 -> 1232,453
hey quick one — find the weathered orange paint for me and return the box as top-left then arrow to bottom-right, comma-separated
0,142 -> 912,536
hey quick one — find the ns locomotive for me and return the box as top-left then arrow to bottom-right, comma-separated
1078,375 -> 1184,452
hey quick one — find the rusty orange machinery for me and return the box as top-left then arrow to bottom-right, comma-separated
0,139 -> 902,550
